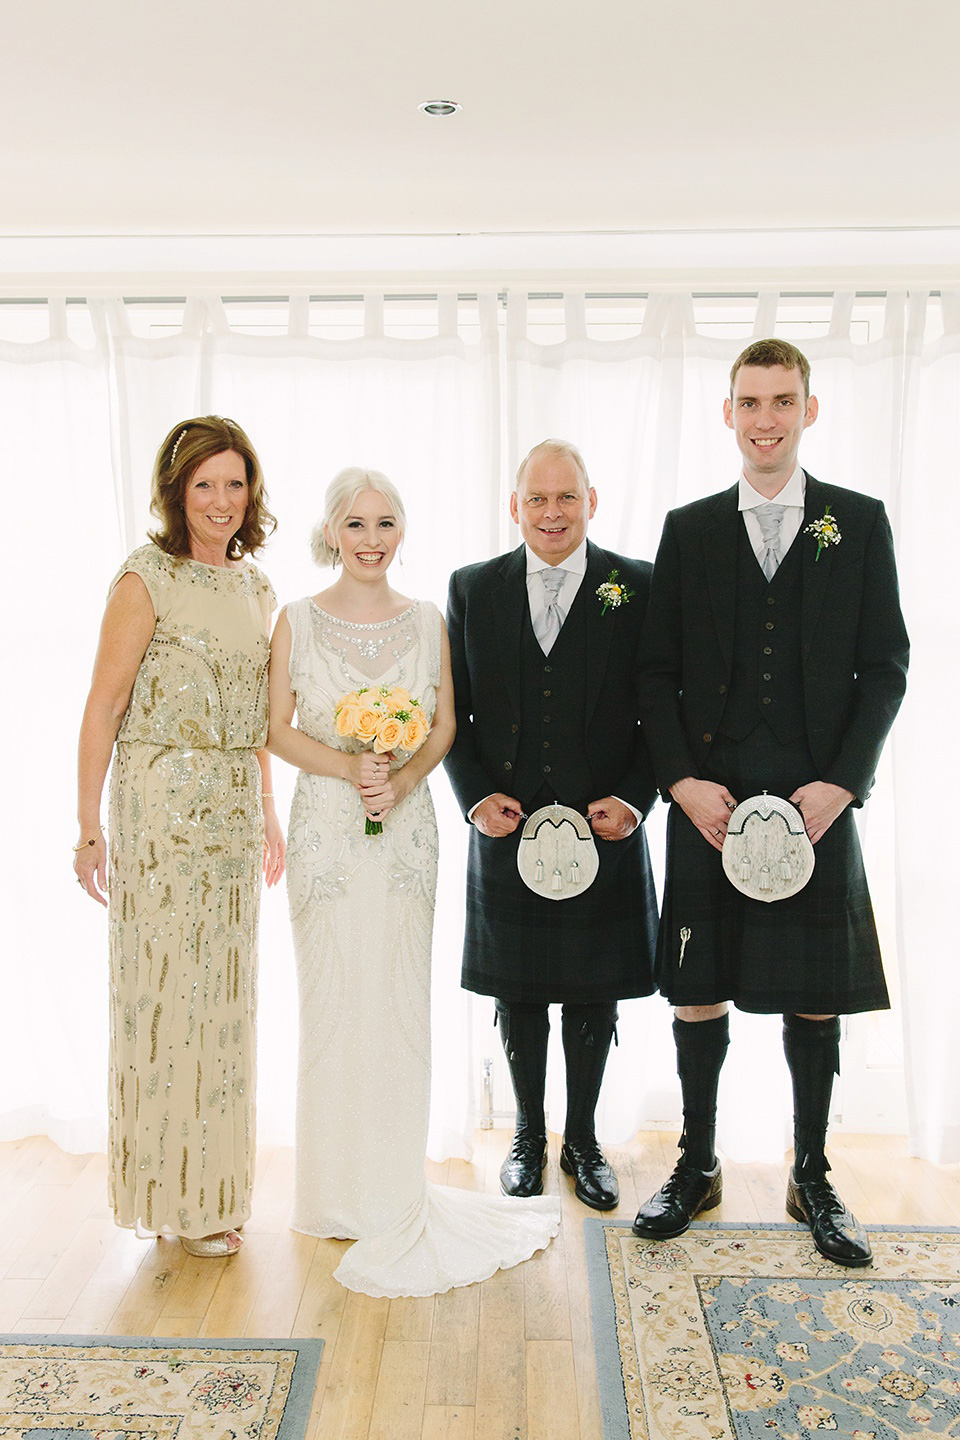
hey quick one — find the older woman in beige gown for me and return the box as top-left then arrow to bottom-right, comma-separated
74,416 -> 284,1257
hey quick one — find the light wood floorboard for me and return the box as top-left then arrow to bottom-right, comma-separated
0,1132 -> 956,1435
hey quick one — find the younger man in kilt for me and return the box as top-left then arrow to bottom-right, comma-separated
445,440 -> 659,1210
634,340 -> 909,1266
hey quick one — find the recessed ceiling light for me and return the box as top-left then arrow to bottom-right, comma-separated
418,100 -> 462,117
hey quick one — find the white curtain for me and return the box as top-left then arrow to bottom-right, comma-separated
1,288 -> 954,1164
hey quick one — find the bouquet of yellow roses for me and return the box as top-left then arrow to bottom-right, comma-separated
334,685 -> 430,834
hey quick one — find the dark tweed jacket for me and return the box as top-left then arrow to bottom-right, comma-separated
638,474 -> 910,804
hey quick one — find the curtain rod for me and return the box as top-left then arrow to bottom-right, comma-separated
0,290 -> 932,307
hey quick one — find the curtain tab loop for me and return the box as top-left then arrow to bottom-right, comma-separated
828,292 -> 855,340
663,293 -> 696,337
941,290 -> 960,337
48,297 -> 68,342
438,292 -> 458,339
364,293 -> 384,339
564,293 -> 587,343
288,294 -> 310,338
203,296 -> 231,337
883,290 -> 908,342
477,291 -> 500,347
181,297 -> 208,341
505,290 -> 528,346
640,292 -> 669,336
753,292 -> 779,337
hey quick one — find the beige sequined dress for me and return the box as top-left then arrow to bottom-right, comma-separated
107,543 -> 274,1237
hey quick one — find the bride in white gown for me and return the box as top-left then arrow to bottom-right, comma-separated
268,468 -> 559,1298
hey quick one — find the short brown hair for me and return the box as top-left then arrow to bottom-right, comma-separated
730,339 -> 811,398
148,416 -> 276,559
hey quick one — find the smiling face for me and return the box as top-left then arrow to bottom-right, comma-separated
723,363 -> 818,494
182,449 -> 249,558
510,452 -> 597,564
330,487 -> 402,580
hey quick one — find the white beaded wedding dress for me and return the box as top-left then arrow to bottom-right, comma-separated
284,596 -> 559,1297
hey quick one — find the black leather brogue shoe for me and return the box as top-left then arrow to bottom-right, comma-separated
786,1168 -> 873,1267
632,1160 -> 722,1238
560,1138 -> 619,1210
499,1130 -> 547,1197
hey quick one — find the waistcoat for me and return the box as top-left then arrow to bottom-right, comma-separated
512,592 -> 593,808
717,519 -> 806,745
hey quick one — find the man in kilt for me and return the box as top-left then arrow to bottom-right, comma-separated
634,339 -> 909,1265
445,439 -> 659,1210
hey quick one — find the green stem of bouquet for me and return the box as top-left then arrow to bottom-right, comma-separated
365,818 -> 383,836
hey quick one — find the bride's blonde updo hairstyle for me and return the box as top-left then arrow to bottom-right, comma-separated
310,467 -> 407,567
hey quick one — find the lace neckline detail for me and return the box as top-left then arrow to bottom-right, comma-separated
309,599 -> 419,630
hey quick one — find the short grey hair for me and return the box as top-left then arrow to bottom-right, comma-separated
310,467 -> 407,567
515,438 -> 590,492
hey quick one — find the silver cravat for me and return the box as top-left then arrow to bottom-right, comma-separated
534,567 -> 568,654
754,503 -> 787,581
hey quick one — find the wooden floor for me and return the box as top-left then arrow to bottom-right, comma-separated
2,1130 -> 959,1439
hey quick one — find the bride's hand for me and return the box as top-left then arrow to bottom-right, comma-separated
348,752 -> 391,790
359,757 -> 408,823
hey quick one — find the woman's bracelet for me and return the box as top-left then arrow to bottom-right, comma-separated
261,792 -> 275,799
73,830 -> 103,852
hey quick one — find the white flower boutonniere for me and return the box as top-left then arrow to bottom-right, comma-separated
804,506 -> 841,561
596,568 -> 634,616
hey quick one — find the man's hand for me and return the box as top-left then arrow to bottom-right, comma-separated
670,777 -> 737,852
587,797 -> 637,841
472,793 -> 525,837
789,781 -> 854,844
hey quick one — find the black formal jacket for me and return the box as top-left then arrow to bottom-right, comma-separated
446,540 -> 658,821
638,473 -> 909,804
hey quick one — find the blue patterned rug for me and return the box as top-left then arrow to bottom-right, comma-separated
0,1334 -> 323,1440
585,1220 -> 960,1439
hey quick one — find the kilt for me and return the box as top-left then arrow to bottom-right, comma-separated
657,725 -> 888,1014
461,815 -> 658,1004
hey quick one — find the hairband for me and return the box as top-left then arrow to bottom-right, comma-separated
170,427 -> 189,464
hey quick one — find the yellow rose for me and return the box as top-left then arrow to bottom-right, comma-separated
338,690 -> 361,709
401,717 -> 427,752
409,706 -> 428,726
355,707 -> 382,743
387,687 -> 412,711
374,716 -> 404,753
335,703 -> 360,737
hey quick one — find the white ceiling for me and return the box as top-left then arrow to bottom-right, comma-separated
3,0 -> 959,239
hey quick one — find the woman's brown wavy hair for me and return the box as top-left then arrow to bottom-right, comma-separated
148,415 -> 276,560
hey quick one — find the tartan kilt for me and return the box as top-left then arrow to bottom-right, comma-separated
461,820 -> 658,1004
657,726 -> 889,1014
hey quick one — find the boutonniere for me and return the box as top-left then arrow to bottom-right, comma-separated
596,568 -> 634,615
804,506 -> 841,560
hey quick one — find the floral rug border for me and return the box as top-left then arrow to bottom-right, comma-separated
0,1334 -> 323,1440
584,1220 -> 960,1440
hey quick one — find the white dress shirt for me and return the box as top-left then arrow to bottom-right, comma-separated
524,539 -> 588,631
738,465 -> 806,564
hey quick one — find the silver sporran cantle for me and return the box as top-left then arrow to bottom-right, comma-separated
721,791 -> 814,903
517,801 -> 600,900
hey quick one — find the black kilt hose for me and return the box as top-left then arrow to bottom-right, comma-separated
657,724 -> 888,1015
462,817 -> 658,1004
